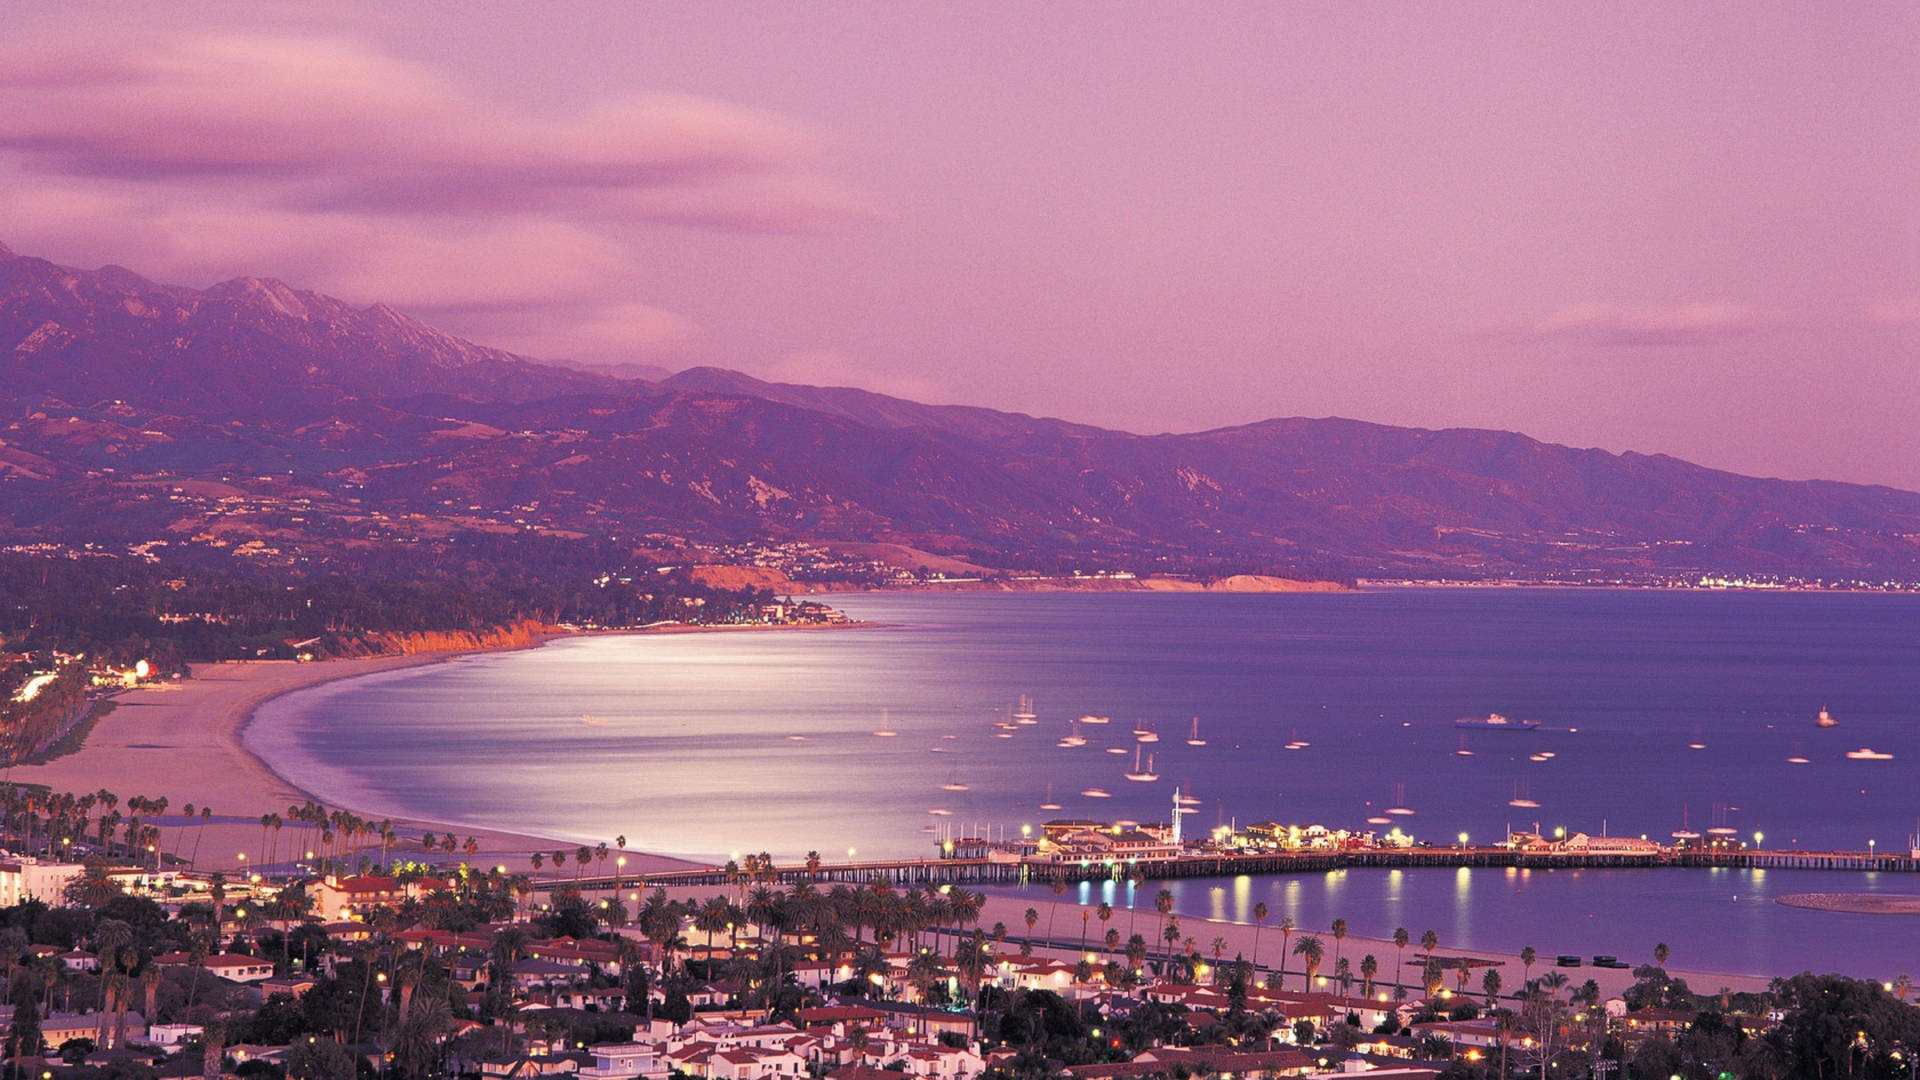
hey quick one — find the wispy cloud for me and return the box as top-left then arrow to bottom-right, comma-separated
1520,301 -> 1784,347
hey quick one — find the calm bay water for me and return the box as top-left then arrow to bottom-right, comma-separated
247,588 -> 1920,976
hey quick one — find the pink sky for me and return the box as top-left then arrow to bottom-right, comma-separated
2,2 -> 1916,487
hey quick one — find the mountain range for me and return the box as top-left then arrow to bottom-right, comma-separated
5,239 -> 1919,582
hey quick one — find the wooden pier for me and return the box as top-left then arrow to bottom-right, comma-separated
544,844 -> 1918,894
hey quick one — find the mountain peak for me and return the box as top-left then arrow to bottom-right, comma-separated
206,275 -> 312,319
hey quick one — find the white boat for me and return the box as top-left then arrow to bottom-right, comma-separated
1039,783 -> 1063,811
786,734 -> 807,741
1507,781 -> 1539,809
1060,719 -> 1087,747
929,808 -> 953,816
993,731 -> 1013,739
1846,747 -> 1894,761
1186,718 -> 1207,747
1455,712 -> 1540,731
873,709 -> 898,737
1817,707 -> 1838,728
1123,746 -> 1160,782
1528,753 -> 1550,762
1105,746 -> 1128,755
1013,695 -> 1038,724
581,714 -> 607,726
1079,714 -> 1110,725
1133,720 -> 1159,743
940,769 -> 968,792
1786,754 -> 1810,764
1081,787 -> 1112,799
1366,816 -> 1392,826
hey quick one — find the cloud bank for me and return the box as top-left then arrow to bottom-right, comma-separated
0,29 -> 864,362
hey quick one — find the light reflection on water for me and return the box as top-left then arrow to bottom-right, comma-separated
1008,865 -> 1912,980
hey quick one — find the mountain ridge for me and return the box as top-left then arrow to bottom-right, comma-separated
4,241 -> 1919,581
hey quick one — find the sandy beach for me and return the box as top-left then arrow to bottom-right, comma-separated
1776,892 -> 1920,915
8,651 -> 701,877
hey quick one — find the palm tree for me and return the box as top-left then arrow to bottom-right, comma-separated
1153,888 -> 1175,966
1392,927 -> 1409,994
1330,917 -> 1348,970
1097,902 -> 1114,954
906,948 -> 942,1004
1251,901 -> 1269,974
1520,945 -> 1536,986
1047,878 -> 1067,944
1023,907 -> 1039,951
1653,941 -> 1670,969
1335,956 -> 1352,997
1292,935 -> 1324,988
1360,954 -> 1378,998
695,896 -> 732,956
1277,916 -> 1295,988
1482,967 -> 1502,1007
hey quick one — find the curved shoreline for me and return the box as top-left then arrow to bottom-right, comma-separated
8,632 -> 709,876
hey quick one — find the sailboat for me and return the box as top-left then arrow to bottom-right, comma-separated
1039,783 -> 1063,811
1785,742 -> 1811,765
1134,720 -> 1159,743
1671,805 -> 1701,842
1453,734 -> 1475,757
1013,695 -> 1038,724
1124,746 -> 1160,782
1186,718 -> 1207,747
1507,780 -> 1540,809
1060,719 -> 1087,748
1081,787 -> 1112,799
1080,714 -> 1111,725
1817,706 -> 1838,728
873,709 -> 898,737
940,768 -> 968,792
1105,746 -> 1128,754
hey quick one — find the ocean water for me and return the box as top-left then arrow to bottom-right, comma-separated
251,589 -> 1920,860
246,589 -> 1920,975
